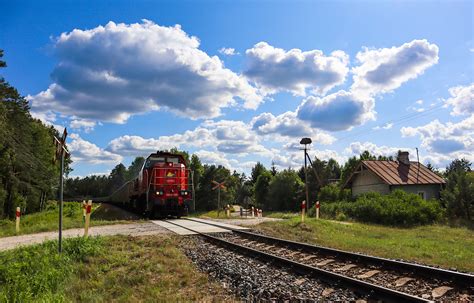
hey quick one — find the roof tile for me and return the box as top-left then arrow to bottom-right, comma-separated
361,160 -> 445,185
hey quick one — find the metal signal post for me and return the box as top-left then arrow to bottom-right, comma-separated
300,138 -> 312,211
300,138 -> 323,213
54,128 -> 69,253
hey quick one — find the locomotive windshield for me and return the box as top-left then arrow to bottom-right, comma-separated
144,156 -> 181,167
167,157 -> 179,164
145,156 -> 165,168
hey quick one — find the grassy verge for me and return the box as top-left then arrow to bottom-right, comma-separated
264,212 -> 299,219
1,235 -> 234,302
0,202 -> 136,238
191,210 -> 241,219
0,237 -> 103,302
254,217 -> 474,272
66,235 -> 233,302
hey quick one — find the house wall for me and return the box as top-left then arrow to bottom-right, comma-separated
390,184 -> 441,200
351,170 -> 390,197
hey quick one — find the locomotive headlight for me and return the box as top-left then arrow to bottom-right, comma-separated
180,190 -> 188,196
156,190 -> 164,196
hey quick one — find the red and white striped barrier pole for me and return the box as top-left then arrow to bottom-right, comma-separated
84,200 -> 92,237
316,201 -> 320,219
15,207 -> 21,233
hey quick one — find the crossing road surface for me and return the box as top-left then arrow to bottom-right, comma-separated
0,223 -> 170,251
0,217 -> 277,251
152,218 -> 248,235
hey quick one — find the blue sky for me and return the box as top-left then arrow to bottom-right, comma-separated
1,0 -> 473,177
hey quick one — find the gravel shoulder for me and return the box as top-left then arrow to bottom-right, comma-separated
0,222 -> 169,251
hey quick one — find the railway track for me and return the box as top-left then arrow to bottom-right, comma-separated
167,218 -> 473,302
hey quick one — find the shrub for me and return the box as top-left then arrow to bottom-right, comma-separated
314,190 -> 443,227
317,184 -> 353,203
318,184 -> 340,202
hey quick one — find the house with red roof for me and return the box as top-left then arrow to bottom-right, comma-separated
343,152 -> 445,200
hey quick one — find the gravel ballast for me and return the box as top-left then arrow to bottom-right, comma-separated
179,235 -> 366,302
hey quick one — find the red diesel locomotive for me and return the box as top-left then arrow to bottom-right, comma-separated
108,151 -> 192,218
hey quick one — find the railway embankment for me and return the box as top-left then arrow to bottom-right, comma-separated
1,235 -> 235,302
253,216 -> 474,273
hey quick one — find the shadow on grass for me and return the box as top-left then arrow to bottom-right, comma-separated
91,203 -> 142,221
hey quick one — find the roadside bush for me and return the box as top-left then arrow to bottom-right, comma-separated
317,184 -> 352,203
315,190 -> 443,226
318,184 -> 340,202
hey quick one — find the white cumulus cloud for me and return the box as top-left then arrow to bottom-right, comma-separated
352,39 -> 439,97
401,115 -> 474,155
219,47 -> 239,56
69,119 -> 97,133
445,83 -> 474,116
68,133 -> 122,164
30,20 -> 262,123
296,90 -> 375,131
106,119 -> 271,157
250,111 -> 336,144
244,42 -> 349,96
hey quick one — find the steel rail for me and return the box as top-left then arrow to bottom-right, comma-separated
184,218 -> 474,288
166,219 -> 431,303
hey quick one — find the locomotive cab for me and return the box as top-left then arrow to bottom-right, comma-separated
140,153 -> 191,218
108,151 -> 193,218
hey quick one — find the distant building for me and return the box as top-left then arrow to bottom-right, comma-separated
343,152 -> 445,200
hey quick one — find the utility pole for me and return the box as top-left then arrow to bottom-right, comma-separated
300,138 -> 312,211
191,170 -> 196,212
212,180 -> 226,217
54,128 -> 69,253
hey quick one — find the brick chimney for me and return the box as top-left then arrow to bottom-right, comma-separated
397,151 -> 410,165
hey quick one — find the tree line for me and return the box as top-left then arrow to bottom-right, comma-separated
0,50 -> 69,218
63,149 -> 396,212
65,149 -> 472,225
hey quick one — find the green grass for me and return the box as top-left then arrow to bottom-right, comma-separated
0,202 -> 135,238
0,236 -> 103,302
65,235 -> 233,302
264,211 -> 299,219
191,210 -> 241,219
0,235 -> 234,302
255,217 -> 474,272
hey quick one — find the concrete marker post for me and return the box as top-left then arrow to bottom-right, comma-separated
316,201 -> 320,219
251,206 -> 254,218
15,207 -> 21,233
84,200 -> 92,237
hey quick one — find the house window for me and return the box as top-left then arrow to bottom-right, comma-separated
418,191 -> 426,200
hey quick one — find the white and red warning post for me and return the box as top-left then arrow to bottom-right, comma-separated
84,200 -> 92,237
15,207 -> 21,233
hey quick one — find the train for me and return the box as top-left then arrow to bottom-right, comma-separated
107,151 -> 193,218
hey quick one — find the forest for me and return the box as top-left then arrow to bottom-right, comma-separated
0,50 -> 69,219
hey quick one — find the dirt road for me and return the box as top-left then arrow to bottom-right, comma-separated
0,222 -> 170,251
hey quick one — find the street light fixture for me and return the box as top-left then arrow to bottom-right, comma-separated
300,138 -> 312,211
